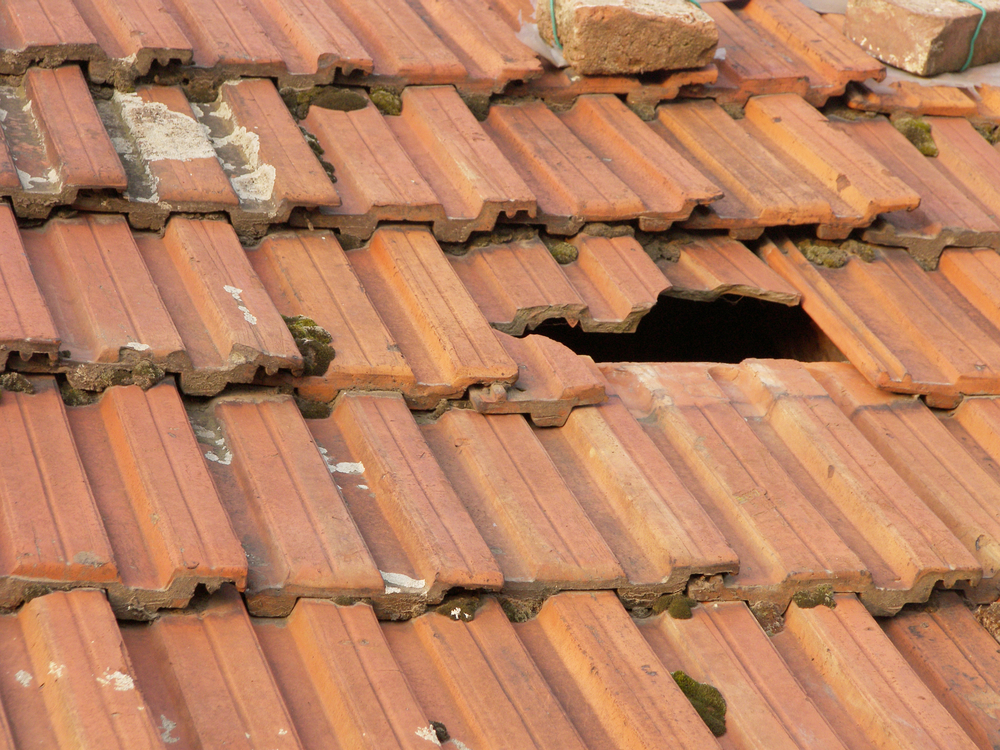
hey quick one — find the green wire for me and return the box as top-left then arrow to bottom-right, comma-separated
954,0 -> 985,72
549,0 -> 563,50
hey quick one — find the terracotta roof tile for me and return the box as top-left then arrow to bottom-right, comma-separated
762,235 -> 1000,404
483,95 -> 721,234
808,362 -> 1000,602
772,595 -> 980,749
449,233 -> 670,334
696,0 -> 883,106
421,409 -> 625,591
846,79 -> 978,117
655,233 -> 801,304
201,395 -> 384,616
0,376 -> 247,616
12,214 -> 303,395
83,78 -> 340,234
298,86 -> 534,242
883,592 -> 1000,747
831,115 -> 1000,266
0,66 -> 126,218
604,360 -> 981,614
467,331 -> 606,427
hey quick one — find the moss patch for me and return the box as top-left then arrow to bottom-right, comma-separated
720,102 -> 745,120
434,595 -> 481,622
299,127 -> 336,183
750,601 -> 784,636
672,671 -> 726,737
890,112 -> 938,157
651,593 -> 698,619
430,721 -> 450,743
0,372 -> 34,394
60,382 -> 100,406
974,120 -> 1000,145
976,602 -> 1000,642
294,395 -> 333,420
581,222 -> 635,239
499,596 -> 543,623
280,86 -> 368,120
370,87 -> 402,116
792,584 -> 836,609
798,239 -> 850,268
283,315 -> 335,377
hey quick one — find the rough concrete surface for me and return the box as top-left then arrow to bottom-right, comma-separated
846,0 -> 1000,76
538,0 -> 718,74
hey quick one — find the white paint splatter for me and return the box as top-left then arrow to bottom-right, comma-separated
47,662 -> 65,679
357,484 -> 368,490
124,342 -> 151,352
14,670 -> 32,687
204,450 -> 232,466
113,91 -> 216,162
16,166 -> 57,189
159,715 -> 179,744
415,726 -> 442,745
451,740 -> 472,750
223,285 -> 258,326
278,728 -> 288,736
381,571 -> 425,592
330,462 -> 364,475
96,669 -> 135,691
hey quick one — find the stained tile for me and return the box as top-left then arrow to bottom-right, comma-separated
299,86 -> 533,242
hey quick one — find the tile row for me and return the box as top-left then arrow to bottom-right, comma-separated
6,357 -> 1000,619
0,586 -> 994,749
0,0 -> 541,93
762,235 -> 1000,405
1,66 -> 938,245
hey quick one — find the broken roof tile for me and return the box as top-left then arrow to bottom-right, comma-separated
831,114 -> 1000,267
298,86 -> 534,242
421,409 -> 625,591
309,392 -> 504,615
694,0 -> 883,106
808,362 -> 1000,602
761,235 -> 1000,404
199,395 -> 384,616
604,360 -> 982,614
846,79 -> 978,117
655,233 -> 801,304
0,66 -> 127,218
467,331 -> 606,427
449,233 -> 670,334
0,377 -> 247,617
483,95 -> 721,234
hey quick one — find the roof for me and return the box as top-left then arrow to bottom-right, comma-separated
2,0 -> 1000,746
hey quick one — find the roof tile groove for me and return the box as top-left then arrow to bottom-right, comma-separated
0,66 -> 126,218
448,233 -> 670,334
298,86 -> 534,242
761,235 -> 1000,403
603,360 -> 982,614
82,78 -> 341,234
483,96 -> 721,234
1,587 -> 993,749
695,0 -> 883,106
832,114 -> 1000,265
10,213 -> 303,395
0,376 -> 247,617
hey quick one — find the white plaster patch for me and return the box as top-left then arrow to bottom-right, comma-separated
381,571 -> 425,592
14,670 -> 32,687
113,91 -> 216,162
204,450 -> 232,466
330,461 -> 364,474
415,726 -> 442,745
159,715 -> 179,744
209,95 -> 275,202
229,163 -> 276,203
451,741 -> 473,750
223,285 -> 258,326
125,341 -> 151,352
47,662 -> 65,679
357,484 -> 368,490
96,669 -> 135,691
16,166 -> 57,189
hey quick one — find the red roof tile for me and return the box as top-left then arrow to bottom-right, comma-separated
846,79 -> 978,117
449,233 -> 670,334
762,235 -> 1000,404
299,86 -> 534,242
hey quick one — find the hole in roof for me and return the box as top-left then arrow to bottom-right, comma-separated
532,295 -> 846,364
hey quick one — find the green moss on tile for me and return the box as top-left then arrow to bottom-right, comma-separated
798,239 -> 850,268
976,601 -> 1000,642
283,315 -> 335,377
299,127 -> 337,183
547,240 -> 578,264
750,601 -> 784,636
720,102 -> 745,120
370,87 -> 402,116
792,584 -> 836,609
59,381 -> 100,406
841,238 -> 876,262
890,112 -> 938,157
973,120 -> 1000,145
499,596 -> 543,623
581,222 -> 635,238
0,372 -> 33,394
280,86 -> 368,120
294,395 -> 333,420
672,671 -> 726,737
651,593 -> 698,619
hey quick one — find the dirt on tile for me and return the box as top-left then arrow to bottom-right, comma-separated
750,600 -> 785,636
792,584 -> 837,609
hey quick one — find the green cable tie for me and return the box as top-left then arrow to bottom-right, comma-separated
688,0 -> 702,7
954,0 -> 985,72
549,0 -> 563,50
